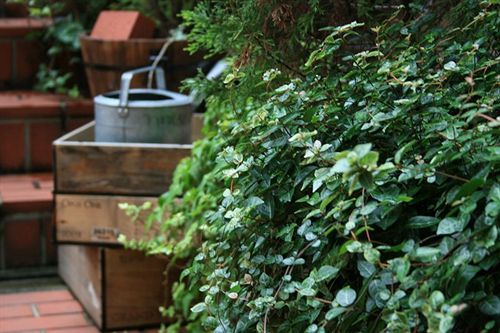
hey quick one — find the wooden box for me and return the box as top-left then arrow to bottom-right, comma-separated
55,194 -> 158,244
58,245 -> 178,331
53,121 -> 193,196
53,114 -> 203,244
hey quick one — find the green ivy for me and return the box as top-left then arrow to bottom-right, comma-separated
122,1 -> 499,332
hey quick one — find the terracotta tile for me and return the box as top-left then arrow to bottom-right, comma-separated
37,300 -> 83,316
45,327 -> 100,333
91,11 -> 155,40
0,122 -> 25,172
0,304 -> 33,319
30,121 -> 62,170
0,41 -> 13,82
0,313 -> 91,332
3,219 -> 41,268
0,290 -> 72,306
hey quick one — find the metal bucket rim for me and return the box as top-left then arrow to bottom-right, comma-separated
94,89 -> 193,108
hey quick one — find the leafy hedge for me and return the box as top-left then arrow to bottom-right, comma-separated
122,1 -> 499,332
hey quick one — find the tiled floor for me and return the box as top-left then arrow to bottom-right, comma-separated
0,288 -> 97,332
0,288 -> 158,333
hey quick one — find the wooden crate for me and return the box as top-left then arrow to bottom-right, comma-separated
58,245 -> 179,331
55,194 -> 159,244
53,116 -> 204,244
53,121 -> 193,196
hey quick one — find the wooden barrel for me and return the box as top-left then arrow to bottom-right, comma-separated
80,35 -> 166,96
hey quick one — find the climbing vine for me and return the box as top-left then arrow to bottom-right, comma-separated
122,1 -> 499,332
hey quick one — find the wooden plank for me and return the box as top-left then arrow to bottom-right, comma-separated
58,246 -> 102,328
54,122 -> 192,196
55,194 -> 159,244
57,245 -> 175,330
103,248 -> 170,330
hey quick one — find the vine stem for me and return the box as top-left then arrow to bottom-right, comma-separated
263,242 -> 315,332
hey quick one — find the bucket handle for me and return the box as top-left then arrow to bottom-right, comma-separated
117,66 -> 166,117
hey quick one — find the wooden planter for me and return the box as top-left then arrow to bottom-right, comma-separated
80,36 -> 165,96
58,245 -> 180,330
53,113 -> 204,244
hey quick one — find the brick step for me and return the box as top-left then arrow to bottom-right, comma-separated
0,173 -> 56,270
0,91 -> 93,173
0,289 -> 158,333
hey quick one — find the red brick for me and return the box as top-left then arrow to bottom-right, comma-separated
0,313 -> 91,332
0,41 -> 13,82
0,173 -> 53,213
37,300 -> 83,316
0,304 -> 33,319
91,11 -> 155,40
0,290 -> 72,306
0,122 -> 25,172
3,219 -> 41,268
0,91 -> 93,119
15,39 -> 44,85
0,18 -> 52,38
30,122 -> 62,170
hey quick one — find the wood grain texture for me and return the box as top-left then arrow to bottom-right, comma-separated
55,194 -> 160,244
58,245 -> 102,328
103,248 -> 170,329
54,122 -> 192,196
80,36 -> 165,96
58,245 -> 174,330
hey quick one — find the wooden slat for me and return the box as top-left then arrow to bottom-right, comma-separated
57,245 -> 174,330
103,248 -> 169,330
57,246 -> 102,328
54,123 -> 191,196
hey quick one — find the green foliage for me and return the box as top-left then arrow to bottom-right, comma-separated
124,0 -> 499,332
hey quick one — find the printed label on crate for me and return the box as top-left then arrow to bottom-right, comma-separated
91,226 -> 120,242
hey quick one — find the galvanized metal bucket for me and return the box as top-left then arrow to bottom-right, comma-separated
94,66 -> 193,143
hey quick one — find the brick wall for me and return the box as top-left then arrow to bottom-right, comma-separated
0,18 -> 51,90
0,92 -> 94,173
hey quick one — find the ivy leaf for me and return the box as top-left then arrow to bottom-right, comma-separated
316,265 -> 340,282
191,302 -> 207,313
325,307 -> 347,320
480,296 -> 500,316
336,287 -> 357,307
443,61 -> 458,71
357,260 -> 376,278
408,216 -> 439,229
414,247 -> 441,262
299,288 -> 317,297
364,248 -> 381,264
437,217 -> 464,235
332,158 -> 350,173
